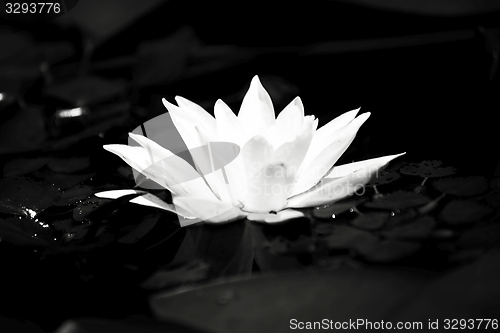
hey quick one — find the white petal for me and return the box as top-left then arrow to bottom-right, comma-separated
265,97 -> 304,149
214,99 -> 249,146
174,96 -> 216,134
128,133 -> 220,200
291,112 -> 371,196
103,144 -> 181,194
162,98 -> 214,148
95,189 -> 194,218
287,152 -> 404,208
272,116 -> 316,195
325,152 -> 406,179
173,196 -> 246,223
237,76 -> 275,137
240,136 -> 292,213
247,209 -> 304,224
310,108 -> 360,156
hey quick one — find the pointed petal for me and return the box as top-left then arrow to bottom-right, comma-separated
128,133 -> 220,200
272,116 -> 316,195
240,136 -> 292,213
103,144 -> 181,194
95,189 -> 194,218
173,196 -> 246,223
174,96 -> 217,134
214,99 -> 249,146
247,209 -> 304,224
238,76 -> 275,137
325,152 -> 406,179
287,168 -> 373,208
265,97 -> 304,149
291,112 -> 371,196
162,98 -> 214,148
311,108 -> 360,155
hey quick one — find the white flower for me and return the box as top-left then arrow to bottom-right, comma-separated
96,76 -> 404,225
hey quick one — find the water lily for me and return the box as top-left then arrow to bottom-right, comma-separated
97,76 -> 404,225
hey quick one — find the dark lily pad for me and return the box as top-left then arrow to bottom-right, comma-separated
267,235 -> 316,255
351,212 -> 389,230
47,156 -> 91,173
433,176 -> 488,197
357,240 -> 421,263
456,224 -> 500,248
366,170 -> 401,187
0,177 -> 60,216
440,200 -> 493,225
44,76 -> 127,105
325,226 -> 379,250
382,216 -> 436,239
365,191 -> 430,210
312,197 -> 366,219
485,192 -> 500,208
0,217 -> 53,247
400,160 -> 456,178
3,157 -> 48,177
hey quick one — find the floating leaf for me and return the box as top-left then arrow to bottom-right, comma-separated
3,157 -> 48,177
312,197 -> 366,219
365,191 -> 430,210
382,216 -> 436,239
448,249 -> 484,263
44,76 -> 127,105
0,107 -> 46,154
0,177 -> 60,216
118,213 -> 160,244
400,160 -> 456,178
47,156 -> 90,174
351,212 -> 389,230
325,226 -> 379,250
440,200 -> 493,225
34,170 -> 94,190
485,192 -> 500,208
366,170 -> 401,187
357,240 -> 421,263
433,176 -> 488,196
0,217 -> 53,247
267,235 -> 316,255
456,224 -> 500,248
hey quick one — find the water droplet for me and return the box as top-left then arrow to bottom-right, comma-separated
331,214 -> 336,218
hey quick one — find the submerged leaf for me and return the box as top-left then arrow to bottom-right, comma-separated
0,177 -> 60,216
400,160 -> 456,178
3,157 -> 48,177
365,191 -> 430,210
0,217 -> 53,246
351,212 -> 389,230
325,226 -> 379,250
433,176 -> 488,197
47,156 -> 91,174
382,216 -> 436,239
440,200 -> 493,225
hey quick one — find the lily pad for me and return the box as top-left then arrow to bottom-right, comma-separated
365,191 -> 430,210
440,200 -> 493,225
382,216 -> 436,239
433,176 -> 488,197
0,217 -> 53,247
351,212 -> 389,230
325,226 -> 379,250
3,157 -> 48,177
456,224 -> 500,248
357,240 -> 421,263
312,197 -> 366,219
267,235 -> 316,255
366,170 -> 401,187
400,160 -> 456,178
0,177 -> 60,216
47,156 -> 91,174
